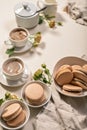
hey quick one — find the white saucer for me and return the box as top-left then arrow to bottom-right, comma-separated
0,67 -> 29,87
5,40 -> 33,54
21,81 -> 52,108
14,41 -> 33,54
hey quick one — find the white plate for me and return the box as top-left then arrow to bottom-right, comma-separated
0,67 -> 29,87
21,81 -> 51,108
53,56 -> 87,97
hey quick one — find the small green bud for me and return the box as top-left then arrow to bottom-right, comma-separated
41,64 -> 46,68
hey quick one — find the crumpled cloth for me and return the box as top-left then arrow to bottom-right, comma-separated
67,0 -> 87,26
33,55 -> 87,130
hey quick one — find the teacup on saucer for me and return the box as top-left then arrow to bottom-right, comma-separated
5,27 -> 29,48
2,57 -> 25,81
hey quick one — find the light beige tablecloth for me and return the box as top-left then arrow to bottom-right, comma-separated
33,82 -> 87,130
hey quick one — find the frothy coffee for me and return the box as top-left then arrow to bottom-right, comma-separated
3,59 -> 23,75
10,29 -> 27,41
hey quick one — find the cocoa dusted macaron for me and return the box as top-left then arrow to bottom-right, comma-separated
25,83 -> 46,105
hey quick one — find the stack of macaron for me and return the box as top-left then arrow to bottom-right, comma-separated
1,103 -> 26,127
25,82 -> 46,105
54,64 -> 87,95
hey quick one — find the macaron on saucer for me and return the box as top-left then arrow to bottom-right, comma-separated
21,81 -> 51,108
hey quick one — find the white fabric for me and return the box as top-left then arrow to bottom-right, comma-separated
33,84 -> 87,130
67,0 -> 87,25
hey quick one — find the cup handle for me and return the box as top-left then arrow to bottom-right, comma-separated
4,40 -> 12,46
22,74 -> 29,79
37,0 -> 47,13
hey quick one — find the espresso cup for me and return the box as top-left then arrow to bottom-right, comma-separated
5,27 -> 29,48
2,57 -> 25,80
37,0 -> 58,16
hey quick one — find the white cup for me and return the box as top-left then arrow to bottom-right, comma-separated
5,27 -> 29,48
37,0 -> 58,16
2,57 -> 25,80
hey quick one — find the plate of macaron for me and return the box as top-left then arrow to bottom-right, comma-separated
53,56 -> 87,97
0,99 -> 30,130
21,81 -> 51,108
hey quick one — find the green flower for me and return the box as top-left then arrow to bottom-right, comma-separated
41,64 -> 46,68
33,69 -> 43,80
33,64 -> 52,85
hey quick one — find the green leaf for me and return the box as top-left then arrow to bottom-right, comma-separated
33,69 -> 43,80
0,98 -> 4,106
6,47 -> 15,56
36,32 -> 41,35
44,68 -> 50,75
39,16 -> 44,24
41,64 -> 46,68
57,22 -> 63,26
5,92 -> 11,99
43,77 -> 48,83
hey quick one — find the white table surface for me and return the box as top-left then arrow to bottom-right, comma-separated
0,0 -> 87,129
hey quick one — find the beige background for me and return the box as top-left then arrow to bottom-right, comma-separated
0,0 -> 87,129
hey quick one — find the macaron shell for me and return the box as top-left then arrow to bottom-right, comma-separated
55,69 -> 73,86
25,83 -> 44,102
7,110 -> 26,127
2,103 -> 21,119
71,80 -> 87,90
71,65 -> 82,70
62,89 -> 82,96
63,84 -> 83,92
82,64 -> 87,70
28,94 -> 46,105
73,70 -> 87,83
3,106 -> 22,121
56,64 -> 72,73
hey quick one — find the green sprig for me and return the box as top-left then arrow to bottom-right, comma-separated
6,47 -> 15,57
0,92 -> 20,106
57,22 -> 63,26
33,64 -> 52,85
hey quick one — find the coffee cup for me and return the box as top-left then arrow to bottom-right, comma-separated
37,0 -> 58,17
5,27 -> 29,48
2,57 -> 25,80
